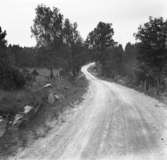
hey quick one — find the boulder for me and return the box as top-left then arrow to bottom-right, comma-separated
48,92 -> 55,104
24,105 -> 33,114
43,83 -> 52,88
12,114 -> 24,126
0,116 -> 7,137
54,94 -> 64,101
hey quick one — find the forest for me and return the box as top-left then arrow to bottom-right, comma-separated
0,4 -> 167,94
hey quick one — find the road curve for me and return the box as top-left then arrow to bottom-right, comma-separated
12,63 -> 167,160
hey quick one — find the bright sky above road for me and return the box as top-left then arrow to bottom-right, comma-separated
0,0 -> 167,47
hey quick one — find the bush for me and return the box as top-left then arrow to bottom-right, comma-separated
0,64 -> 25,90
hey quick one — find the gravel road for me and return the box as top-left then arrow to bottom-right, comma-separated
12,63 -> 167,160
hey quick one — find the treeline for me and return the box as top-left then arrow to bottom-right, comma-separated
0,4 -> 90,90
30,4 -> 90,76
86,17 -> 167,94
1,4 -> 167,93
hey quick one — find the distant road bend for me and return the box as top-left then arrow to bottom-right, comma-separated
13,63 -> 167,160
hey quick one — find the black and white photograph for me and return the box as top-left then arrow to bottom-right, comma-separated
0,0 -> 167,159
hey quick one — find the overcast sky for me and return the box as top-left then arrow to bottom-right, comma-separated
0,0 -> 167,47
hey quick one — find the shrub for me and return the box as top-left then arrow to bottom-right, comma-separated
0,64 -> 25,90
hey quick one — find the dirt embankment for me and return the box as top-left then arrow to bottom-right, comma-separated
0,68 -> 88,158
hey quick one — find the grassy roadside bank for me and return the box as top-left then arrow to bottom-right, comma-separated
0,69 -> 88,159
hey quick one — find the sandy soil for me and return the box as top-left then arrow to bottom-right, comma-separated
10,63 -> 167,160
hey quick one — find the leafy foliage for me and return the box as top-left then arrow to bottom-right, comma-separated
0,65 -> 25,90
135,17 -> 167,73
31,4 -> 64,48
94,17 -> 167,94
31,4 -> 88,77
102,45 -> 124,77
134,17 -> 167,91
0,27 -> 25,90
0,27 -> 7,48
0,27 -> 8,64
86,22 -> 116,62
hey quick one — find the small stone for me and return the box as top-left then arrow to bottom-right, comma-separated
0,118 -> 7,137
48,92 -> 55,104
24,105 -> 33,114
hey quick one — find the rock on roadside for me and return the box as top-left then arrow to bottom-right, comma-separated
0,116 -> 7,137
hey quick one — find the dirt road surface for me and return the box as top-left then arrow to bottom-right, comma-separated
11,63 -> 167,160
